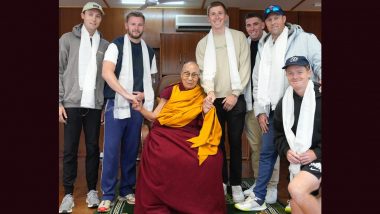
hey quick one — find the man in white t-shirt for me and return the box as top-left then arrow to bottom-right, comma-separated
98,10 -> 157,212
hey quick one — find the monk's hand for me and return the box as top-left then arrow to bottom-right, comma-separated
206,91 -> 216,103
203,97 -> 214,114
222,94 -> 237,112
287,149 -> 301,164
132,100 -> 143,111
257,113 -> 269,133
299,150 -> 317,165
133,91 -> 145,102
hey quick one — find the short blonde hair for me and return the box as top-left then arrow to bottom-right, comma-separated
207,1 -> 228,16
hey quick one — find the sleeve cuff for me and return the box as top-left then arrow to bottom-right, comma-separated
232,90 -> 240,97
253,105 -> 266,117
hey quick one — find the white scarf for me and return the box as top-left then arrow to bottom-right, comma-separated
244,31 -> 267,111
282,80 -> 316,180
257,27 -> 289,112
78,26 -> 100,108
114,35 -> 157,119
203,27 -> 242,91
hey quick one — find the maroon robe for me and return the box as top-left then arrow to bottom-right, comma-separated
134,83 -> 226,214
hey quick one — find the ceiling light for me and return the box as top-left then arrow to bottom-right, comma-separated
121,0 -> 185,6
121,0 -> 145,4
160,1 -> 185,5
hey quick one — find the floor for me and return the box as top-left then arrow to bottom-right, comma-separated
59,157 -> 290,214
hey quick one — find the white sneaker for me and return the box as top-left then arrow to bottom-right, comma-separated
223,183 -> 227,196
234,196 -> 267,211
265,187 -> 277,204
59,194 -> 74,213
243,182 -> 256,196
86,190 -> 100,208
118,193 -> 135,204
97,200 -> 112,213
231,185 -> 245,203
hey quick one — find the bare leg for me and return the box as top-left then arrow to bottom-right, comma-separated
290,199 -> 304,214
288,171 -> 321,214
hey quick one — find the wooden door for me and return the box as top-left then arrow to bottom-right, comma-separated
160,32 -> 206,76
181,33 -> 206,65
160,33 -> 183,76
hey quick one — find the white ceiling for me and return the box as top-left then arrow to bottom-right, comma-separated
59,0 -> 322,11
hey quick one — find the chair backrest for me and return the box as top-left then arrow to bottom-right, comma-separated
156,74 -> 181,95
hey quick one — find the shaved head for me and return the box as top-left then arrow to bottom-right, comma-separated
181,61 -> 200,90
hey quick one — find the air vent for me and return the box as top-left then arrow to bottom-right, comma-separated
175,14 -> 229,32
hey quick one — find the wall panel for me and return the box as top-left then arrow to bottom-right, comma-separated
298,12 -> 321,41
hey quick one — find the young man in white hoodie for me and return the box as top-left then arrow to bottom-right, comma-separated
243,12 -> 280,204
59,2 -> 109,213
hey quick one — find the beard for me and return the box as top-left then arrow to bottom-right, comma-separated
128,30 -> 143,40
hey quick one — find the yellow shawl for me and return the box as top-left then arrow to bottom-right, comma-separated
157,84 -> 222,165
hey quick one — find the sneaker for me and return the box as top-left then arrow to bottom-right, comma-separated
86,190 -> 100,208
285,200 -> 291,213
59,194 -> 74,213
231,185 -> 245,203
234,196 -> 267,211
243,182 -> 256,196
223,183 -> 227,196
97,200 -> 111,213
265,187 -> 277,204
118,193 -> 135,204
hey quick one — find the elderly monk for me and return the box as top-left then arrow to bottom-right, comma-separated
133,61 -> 227,214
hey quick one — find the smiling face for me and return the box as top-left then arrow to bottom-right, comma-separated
245,16 -> 265,41
180,62 -> 200,90
125,16 -> 145,42
285,65 -> 312,94
81,9 -> 102,35
265,13 -> 286,39
208,5 -> 227,32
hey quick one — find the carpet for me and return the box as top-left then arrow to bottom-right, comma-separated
94,178 -> 286,214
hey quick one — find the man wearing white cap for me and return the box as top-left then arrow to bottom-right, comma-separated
59,2 -> 109,213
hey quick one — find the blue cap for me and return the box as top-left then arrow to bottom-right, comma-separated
263,5 -> 285,20
282,56 -> 310,69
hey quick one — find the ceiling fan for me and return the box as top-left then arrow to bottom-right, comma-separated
138,0 -> 183,10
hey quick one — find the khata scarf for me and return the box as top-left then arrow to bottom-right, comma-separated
257,27 -> 288,111
282,79 -> 316,180
203,27 -> 242,91
114,35 -> 157,119
78,25 -> 100,108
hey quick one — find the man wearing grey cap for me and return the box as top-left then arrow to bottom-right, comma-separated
59,2 -> 109,213
235,4 -> 321,212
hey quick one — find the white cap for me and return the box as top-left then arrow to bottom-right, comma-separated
82,2 -> 105,15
